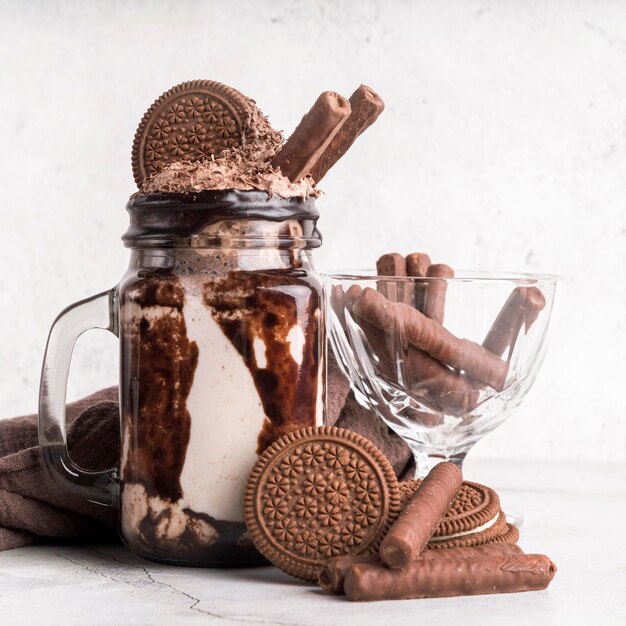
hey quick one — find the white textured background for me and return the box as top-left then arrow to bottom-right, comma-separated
1,0 -> 625,463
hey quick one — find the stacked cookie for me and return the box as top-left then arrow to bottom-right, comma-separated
245,426 -> 556,601
398,479 -> 520,548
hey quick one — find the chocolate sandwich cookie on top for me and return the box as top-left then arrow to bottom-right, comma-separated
245,426 -> 401,582
398,478 -> 519,549
132,79 -> 281,187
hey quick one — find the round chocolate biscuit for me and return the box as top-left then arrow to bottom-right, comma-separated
398,478 -> 421,508
132,80 -> 253,187
492,522 -> 520,545
245,426 -> 401,582
396,478 -> 513,549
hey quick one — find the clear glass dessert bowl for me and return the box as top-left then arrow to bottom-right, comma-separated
325,271 -> 558,479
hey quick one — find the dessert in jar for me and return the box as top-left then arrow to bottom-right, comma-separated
38,78 -> 384,567
119,190 -> 324,565
119,81 -> 332,565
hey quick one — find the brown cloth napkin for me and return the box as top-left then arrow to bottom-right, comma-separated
336,392 -> 413,478
0,361 -> 411,553
327,353 -> 413,478
0,388 -> 120,552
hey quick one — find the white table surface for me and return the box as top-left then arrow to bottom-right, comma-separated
1,459 -> 625,626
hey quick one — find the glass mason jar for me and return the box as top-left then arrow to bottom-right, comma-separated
39,190 -> 324,566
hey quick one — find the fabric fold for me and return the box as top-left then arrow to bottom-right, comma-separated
0,388 -> 119,551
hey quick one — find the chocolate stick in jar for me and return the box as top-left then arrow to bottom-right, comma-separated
405,252 -> 431,312
309,84 -> 385,182
352,287 -> 509,390
376,253 -> 413,304
271,91 -> 351,182
482,286 -> 546,358
343,553 -> 557,601
319,543 -> 523,595
422,263 -> 455,324
379,462 -> 462,568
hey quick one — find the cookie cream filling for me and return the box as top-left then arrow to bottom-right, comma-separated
428,512 -> 501,542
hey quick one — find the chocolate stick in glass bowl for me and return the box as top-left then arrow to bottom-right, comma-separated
271,91 -> 351,181
376,255 -> 473,411
376,253 -> 413,304
482,286 -> 546,358
352,287 -> 509,391
309,84 -> 385,182
379,462 -> 462,568
405,252 -> 431,312
344,283 -> 478,414
404,348 -> 478,414
422,263 -> 455,324
330,284 -> 349,330
405,253 -> 431,278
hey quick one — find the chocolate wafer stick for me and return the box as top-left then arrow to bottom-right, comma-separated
353,287 -> 509,390
271,91 -> 351,182
376,253 -> 412,304
309,84 -> 384,182
344,554 -> 557,601
422,264 -> 454,324
406,252 -> 431,312
330,285 -> 348,329
483,286 -> 546,357
353,314 -> 399,380
319,554 -> 380,594
344,286 -> 404,380
319,543 -> 523,595
344,284 -> 363,310
405,348 -> 478,414
379,462 -> 462,568
346,283 -> 479,411
406,253 -> 431,278
350,309 -> 476,414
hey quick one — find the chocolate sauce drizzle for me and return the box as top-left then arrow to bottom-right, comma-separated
121,276 -> 198,502
203,270 -> 321,453
123,189 -> 321,247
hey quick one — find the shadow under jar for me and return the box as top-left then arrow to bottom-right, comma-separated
39,190 -> 325,567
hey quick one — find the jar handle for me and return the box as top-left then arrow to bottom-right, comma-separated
38,289 -> 119,506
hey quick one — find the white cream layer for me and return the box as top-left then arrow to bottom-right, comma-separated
179,282 -> 267,523
428,512 -> 500,542
122,275 -> 323,526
